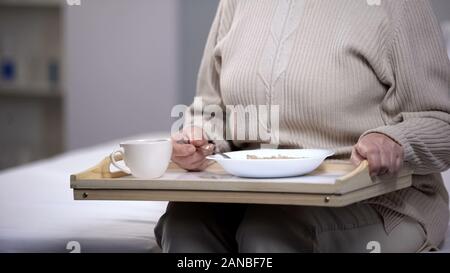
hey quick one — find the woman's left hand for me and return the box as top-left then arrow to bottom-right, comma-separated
350,133 -> 404,177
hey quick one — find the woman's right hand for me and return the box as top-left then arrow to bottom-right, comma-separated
171,126 -> 215,171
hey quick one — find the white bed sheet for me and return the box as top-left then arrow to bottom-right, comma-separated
0,133 -> 168,253
0,132 -> 449,253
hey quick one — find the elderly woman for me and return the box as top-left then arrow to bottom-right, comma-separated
155,0 -> 450,253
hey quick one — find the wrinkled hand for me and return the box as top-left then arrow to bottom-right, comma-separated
171,126 -> 215,171
351,133 -> 404,177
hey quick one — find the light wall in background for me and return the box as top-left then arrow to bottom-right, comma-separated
178,0 -> 219,105
431,0 -> 450,23
430,0 -> 450,58
65,0 -> 179,150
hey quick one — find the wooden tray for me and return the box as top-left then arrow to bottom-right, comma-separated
70,155 -> 412,207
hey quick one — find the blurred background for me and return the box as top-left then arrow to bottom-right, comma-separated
0,0 -> 449,170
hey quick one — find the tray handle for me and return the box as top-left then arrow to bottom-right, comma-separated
338,160 -> 412,182
334,159 -> 413,195
338,160 -> 370,181
72,153 -> 129,180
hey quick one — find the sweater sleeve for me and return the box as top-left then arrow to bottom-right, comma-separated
361,0 -> 450,175
183,0 -> 232,152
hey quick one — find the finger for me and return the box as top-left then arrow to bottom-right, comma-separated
183,127 -> 207,147
355,141 -> 371,158
350,146 -> 364,166
175,155 -> 208,171
191,139 -> 208,147
190,159 -> 212,172
395,155 -> 404,174
199,143 -> 215,156
197,160 -> 213,171
184,127 -> 205,143
367,150 -> 382,177
387,144 -> 404,176
172,157 -> 198,170
173,151 -> 206,166
172,143 -> 196,157
173,159 -> 203,171
377,145 -> 390,176
388,146 -> 398,175
357,143 -> 381,177
172,131 -> 188,143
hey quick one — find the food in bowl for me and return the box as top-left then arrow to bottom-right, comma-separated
246,154 -> 307,160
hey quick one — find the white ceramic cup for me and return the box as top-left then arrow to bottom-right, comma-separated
110,139 -> 172,179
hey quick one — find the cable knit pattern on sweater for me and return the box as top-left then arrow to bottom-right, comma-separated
185,0 -> 450,247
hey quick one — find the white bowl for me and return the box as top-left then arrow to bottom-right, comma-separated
207,149 -> 334,178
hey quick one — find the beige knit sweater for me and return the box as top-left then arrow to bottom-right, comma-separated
186,0 -> 450,247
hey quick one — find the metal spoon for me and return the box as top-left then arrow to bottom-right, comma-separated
214,152 -> 231,159
176,139 -> 217,156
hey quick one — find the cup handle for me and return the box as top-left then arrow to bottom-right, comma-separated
110,149 -> 131,174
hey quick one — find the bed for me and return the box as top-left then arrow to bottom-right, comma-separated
1,132 -> 449,253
